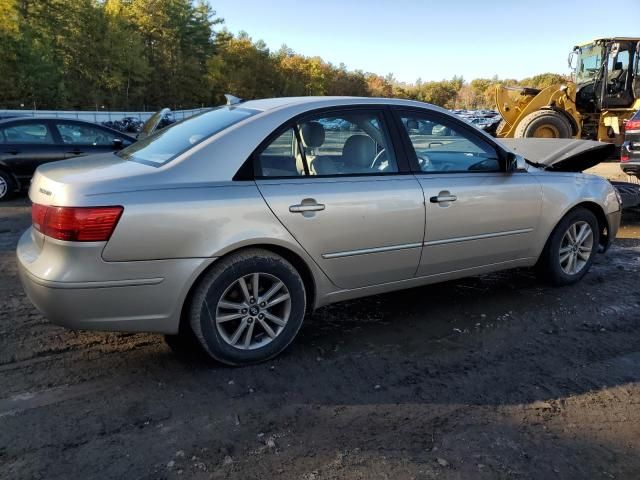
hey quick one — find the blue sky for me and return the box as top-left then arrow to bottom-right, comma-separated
212,0 -> 640,83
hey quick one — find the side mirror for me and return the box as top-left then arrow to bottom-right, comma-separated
506,152 -> 527,172
112,138 -> 124,150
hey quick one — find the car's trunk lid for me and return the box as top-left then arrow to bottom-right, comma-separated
498,138 -> 615,172
29,152 -> 153,206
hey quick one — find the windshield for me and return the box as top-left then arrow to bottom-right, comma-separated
575,43 -> 604,84
118,106 -> 259,166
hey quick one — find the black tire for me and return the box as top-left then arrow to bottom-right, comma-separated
514,110 -> 572,139
189,248 -> 306,366
536,208 -> 600,286
495,119 -> 508,136
0,170 -> 15,201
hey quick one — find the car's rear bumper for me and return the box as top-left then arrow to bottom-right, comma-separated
16,228 -> 214,334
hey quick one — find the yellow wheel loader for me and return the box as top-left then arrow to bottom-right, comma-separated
496,38 -> 640,147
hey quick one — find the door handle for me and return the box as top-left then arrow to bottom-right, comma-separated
4,150 -> 19,155
68,150 -> 84,155
430,193 -> 457,203
289,203 -> 326,213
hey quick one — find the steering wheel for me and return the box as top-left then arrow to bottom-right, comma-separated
468,158 -> 498,171
371,148 -> 388,171
62,134 -> 73,144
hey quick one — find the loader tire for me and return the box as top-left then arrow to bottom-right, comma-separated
514,110 -> 572,139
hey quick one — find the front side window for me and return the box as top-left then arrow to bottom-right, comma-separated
400,114 -> 500,173
1,123 -> 54,144
119,106 -> 259,166
576,43 -> 604,84
55,122 -> 117,146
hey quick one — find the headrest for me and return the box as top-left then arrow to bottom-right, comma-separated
300,121 -> 325,148
406,119 -> 419,130
342,135 -> 376,167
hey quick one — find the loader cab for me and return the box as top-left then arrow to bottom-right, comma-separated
573,39 -> 639,112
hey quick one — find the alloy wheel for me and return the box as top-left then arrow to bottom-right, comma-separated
211,272 -> 291,350
559,221 -> 594,275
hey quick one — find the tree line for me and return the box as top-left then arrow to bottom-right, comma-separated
0,0 -> 568,111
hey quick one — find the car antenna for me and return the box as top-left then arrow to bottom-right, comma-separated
224,94 -> 243,106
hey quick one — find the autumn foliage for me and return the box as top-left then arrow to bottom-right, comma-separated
0,0 -> 568,111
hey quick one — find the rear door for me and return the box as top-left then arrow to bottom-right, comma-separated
53,121 -> 127,159
255,107 -> 426,289
0,120 -> 65,181
395,109 -> 542,277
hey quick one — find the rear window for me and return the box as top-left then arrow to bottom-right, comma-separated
118,106 -> 259,166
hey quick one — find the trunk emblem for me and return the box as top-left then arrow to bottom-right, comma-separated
39,188 -> 52,196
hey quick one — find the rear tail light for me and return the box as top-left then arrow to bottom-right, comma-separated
621,154 -> 630,162
32,204 -> 123,241
624,119 -> 640,132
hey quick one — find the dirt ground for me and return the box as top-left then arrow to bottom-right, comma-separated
1,196 -> 640,480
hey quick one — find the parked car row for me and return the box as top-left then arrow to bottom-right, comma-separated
102,109 -> 177,136
102,116 -> 144,134
451,109 -> 503,135
621,109 -> 640,179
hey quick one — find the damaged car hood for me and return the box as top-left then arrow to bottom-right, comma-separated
498,138 -> 615,172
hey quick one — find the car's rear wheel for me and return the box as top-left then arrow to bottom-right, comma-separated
537,208 -> 599,285
189,249 -> 306,365
0,170 -> 15,201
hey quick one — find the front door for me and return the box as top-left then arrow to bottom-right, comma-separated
255,109 -> 425,289
396,110 -> 543,277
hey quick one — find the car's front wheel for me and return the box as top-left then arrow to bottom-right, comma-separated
189,249 -> 307,365
537,207 -> 599,285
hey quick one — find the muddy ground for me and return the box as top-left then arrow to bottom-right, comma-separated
1,197 -> 640,480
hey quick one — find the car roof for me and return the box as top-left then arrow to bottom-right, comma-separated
239,96 -> 447,113
0,117 -> 107,124
575,37 -> 640,48
0,116 -> 136,138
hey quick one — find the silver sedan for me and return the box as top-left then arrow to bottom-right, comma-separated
17,97 -> 622,365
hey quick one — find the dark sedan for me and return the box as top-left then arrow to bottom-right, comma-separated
0,117 -> 135,200
621,110 -> 640,178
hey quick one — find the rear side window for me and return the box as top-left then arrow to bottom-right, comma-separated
118,106 -> 259,166
1,123 -> 54,144
297,112 -> 398,175
256,110 -> 398,177
257,128 -> 301,177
